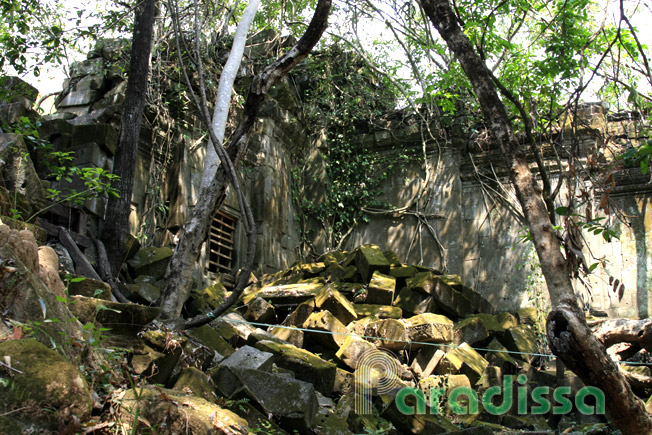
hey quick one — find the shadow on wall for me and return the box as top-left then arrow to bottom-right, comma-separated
625,195 -> 650,318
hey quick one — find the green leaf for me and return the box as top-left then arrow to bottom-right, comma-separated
555,206 -> 569,216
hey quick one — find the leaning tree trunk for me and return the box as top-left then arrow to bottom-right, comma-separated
418,0 -> 652,433
157,0 -> 333,325
102,0 -> 157,278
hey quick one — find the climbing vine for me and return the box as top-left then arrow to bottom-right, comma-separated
290,45 -> 411,251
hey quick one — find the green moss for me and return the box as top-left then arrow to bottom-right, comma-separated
0,339 -> 92,428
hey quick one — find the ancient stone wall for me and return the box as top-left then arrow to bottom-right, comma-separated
6,38 -> 651,318
337,105 -> 652,317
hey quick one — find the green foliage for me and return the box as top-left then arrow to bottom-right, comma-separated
291,45 -> 410,248
554,206 -> 619,242
3,116 -> 120,222
622,138 -> 652,176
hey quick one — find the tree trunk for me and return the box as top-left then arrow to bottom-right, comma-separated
102,0 -> 157,277
418,0 -> 652,432
200,0 -> 261,189
157,0 -> 333,324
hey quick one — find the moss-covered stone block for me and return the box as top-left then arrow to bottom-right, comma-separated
127,246 -> 173,280
302,310 -> 348,349
405,313 -> 454,344
243,281 -> 324,305
67,275 -> 112,300
336,335 -> 377,370
188,324 -> 235,357
388,265 -> 418,279
172,367 -> 215,402
394,286 -> 435,315
317,250 -> 348,265
124,281 -> 160,304
366,270 -> 396,305
356,244 -> 391,282
255,340 -> 337,395
364,318 -> 409,350
495,312 -> 519,329
354,304 -> 402,319
314,284 -> 357,325
116,385 -> 248,434
68,295 -> 160,334
516,307 -> 538,325
454,313 -> 505,346
244,297 -> 276,323
435,342 -> 489,385
499,324 -> 539,361
0,339 -> 92,429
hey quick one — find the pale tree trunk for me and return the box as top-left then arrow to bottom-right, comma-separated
102,0 -> 157,278
418,0 -> 652,433
200,0 -> 261,189
157,0 -> 333,326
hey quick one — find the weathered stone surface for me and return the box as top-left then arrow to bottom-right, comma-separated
314,284 -> 357,325
269,324 -> 304,347
378,388 -> 459,434
454,313 -> 505,346
244,297 -> 277,323
364,318 -> 409,350
440,276 -> 495,314
302,310 -> 349,349
188,324 -> 235,358
348,315 -> 379,336
418,373 -> 471,407
213,312 -> 256,345
221,345 -> 274,372
70,58 -> 105,78
71,142 -> 112,170
356,244 -> 391,282
389,265 -> 418,279
124,281 -> 160,304
310,392 -> 356,434
320,263 -> 357,281
317,250 -> 348,265
407,272 -> 472,318
499,324 -> 539,361
0,339 -> 92,430
354,304 -> 402,319
394,286 -> 436,315
71,122 -> 119,155
411,346 -> 446,378
383,249 -> 402,266
0,134 -> 47,210
173,367 -> 215,402
243,282 -> 324,305
131,341 -> 181,385
127,246 -> 173,280
37,245 -> 66,297
255,340 -> 337,395
188,281 -> 227,315
516,307 -> 538,325
116,386 -> 248,435
58,89 -> 100,107
68,295 -> 160,334
405,313 -> 454,344
233,368 -> 319,432
484,338 -> 521,371
67,276 -> 113,300
366,270 -> 396,305
495,311 -> 519,329
0,233 -> 85,355
333,367 -> 355,394
435,343 -> 489,385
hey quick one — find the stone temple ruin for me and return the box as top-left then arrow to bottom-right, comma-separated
3,36 -> 651,317
0,36 -> 651,433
